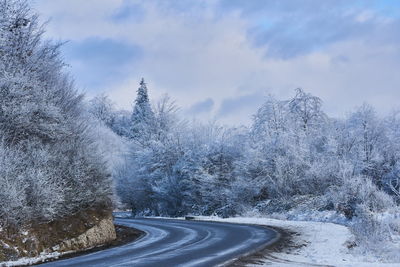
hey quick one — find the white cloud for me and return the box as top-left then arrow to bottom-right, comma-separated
33,0 -> 400,125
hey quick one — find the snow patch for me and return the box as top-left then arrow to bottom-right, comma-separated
1,251 -> 66,267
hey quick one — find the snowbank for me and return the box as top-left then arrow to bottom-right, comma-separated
194,216 -> 399,267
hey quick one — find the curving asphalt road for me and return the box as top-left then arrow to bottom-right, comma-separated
40,217 -> 279,267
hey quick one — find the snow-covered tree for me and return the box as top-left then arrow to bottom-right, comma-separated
346,104 -> 386,177
88,94 -> 115,128
0,0 -> 113,226
130,78 -> 155,142
116,95 -> 181,215
288,88 -> 326,132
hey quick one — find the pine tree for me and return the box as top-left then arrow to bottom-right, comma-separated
130,78 -> 155,141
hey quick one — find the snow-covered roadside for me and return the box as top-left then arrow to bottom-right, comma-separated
193,216 -> 399,267
0,251 -> 69,267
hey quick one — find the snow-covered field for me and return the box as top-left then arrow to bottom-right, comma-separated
193,216 -> 399,267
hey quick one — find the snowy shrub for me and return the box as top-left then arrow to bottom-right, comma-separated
351,207 -> 400,262
327,174 -> 395,219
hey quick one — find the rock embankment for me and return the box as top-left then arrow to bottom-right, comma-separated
0,207 -> 116,262
57,216 -> 116,252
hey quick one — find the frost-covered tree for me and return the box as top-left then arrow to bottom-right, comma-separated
87,94 -> 134,138
251,95 -> 288,141
346,104 -> 386,178
382,110 -> 400,200
130,78 -> 155,142
246,89 -> 332,202
288,88 -> 326,132
116,95 -> 181,215
0,0 -> 112,226
88,94 -> 115,128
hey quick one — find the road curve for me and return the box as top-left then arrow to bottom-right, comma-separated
40,217 -> 279,267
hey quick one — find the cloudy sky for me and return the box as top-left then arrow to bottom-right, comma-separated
33,0 -> 400,125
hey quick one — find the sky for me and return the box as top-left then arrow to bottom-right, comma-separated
33,0 -> 400,125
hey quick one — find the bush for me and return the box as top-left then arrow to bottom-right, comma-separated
327,174 -> 395,219
351,206 -> 400,262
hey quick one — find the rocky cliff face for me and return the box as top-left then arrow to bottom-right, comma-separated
0,208 -> 116,262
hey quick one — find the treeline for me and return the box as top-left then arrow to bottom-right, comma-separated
91,81 -> 400,258
0,0 -> 113,227
92,84 -> 400,217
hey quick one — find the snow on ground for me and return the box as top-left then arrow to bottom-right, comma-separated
194,216 -> 399,267
0,251 -> 68,267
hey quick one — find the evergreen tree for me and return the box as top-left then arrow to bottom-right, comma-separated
130,78 -> 155,142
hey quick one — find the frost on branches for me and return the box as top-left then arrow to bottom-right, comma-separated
0,0 -> 113,228
130,78 -> 156,143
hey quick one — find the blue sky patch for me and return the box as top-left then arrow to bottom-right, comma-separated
62,38 -> 142,91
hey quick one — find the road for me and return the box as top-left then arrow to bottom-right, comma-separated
40,217 -> 279,267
